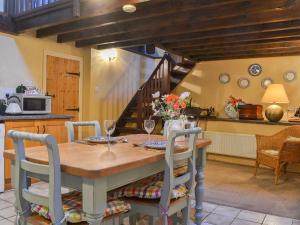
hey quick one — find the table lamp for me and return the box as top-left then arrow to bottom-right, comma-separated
261,84 -> 289,122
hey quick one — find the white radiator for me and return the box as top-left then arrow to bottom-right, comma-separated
203,131 -> 257,159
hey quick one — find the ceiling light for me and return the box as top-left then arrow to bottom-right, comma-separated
122,4 -> 137,13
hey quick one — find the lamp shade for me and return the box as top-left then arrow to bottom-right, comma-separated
261,84 -> 289,104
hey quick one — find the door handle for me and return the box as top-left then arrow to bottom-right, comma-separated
65,108 -> 79,112
37,126 -> 39,134
43,125 -> 46,134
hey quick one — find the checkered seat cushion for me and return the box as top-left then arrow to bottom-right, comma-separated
31,191 -> 131,223
112,166 -> 188,200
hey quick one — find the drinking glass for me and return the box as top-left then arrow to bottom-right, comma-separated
104,120 -> 116,150
144,119 -> 155,142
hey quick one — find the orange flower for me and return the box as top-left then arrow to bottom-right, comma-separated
181,102 -> 186,109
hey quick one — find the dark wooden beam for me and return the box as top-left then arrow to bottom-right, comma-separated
57,0 -> 287,43
87,26 -> 300,49
37,0 -> 242,38
77,0 -> 300,47
180,41 -> 300,55
0,15 -> 15,33
14,0 -> 150,32
192,48 -> 300,61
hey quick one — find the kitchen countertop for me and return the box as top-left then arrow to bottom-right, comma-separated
0,114 -> 74,121
199,117 -> 300,126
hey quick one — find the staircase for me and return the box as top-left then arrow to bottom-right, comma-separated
115,53 -> 196,135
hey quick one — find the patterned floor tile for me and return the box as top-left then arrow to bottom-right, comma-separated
263,215 -> 293,225
203,213 -> 235,225
212,205 -> 241,218
237,210 -> 266,223
0,207 -> 16,219
231,218 -> 261,225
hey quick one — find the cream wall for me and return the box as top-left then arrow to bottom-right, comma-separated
175,56 -> 300,119
90,48 -> 158,130
0,32 -> 91,120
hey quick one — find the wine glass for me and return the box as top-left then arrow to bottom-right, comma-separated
104,120 -> 116,150
144,119 -> 155,142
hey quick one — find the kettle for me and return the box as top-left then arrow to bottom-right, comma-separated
5,95 -> 22,114
5,103 -> 22,114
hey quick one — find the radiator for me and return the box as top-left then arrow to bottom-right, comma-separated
203,131 -> 257,159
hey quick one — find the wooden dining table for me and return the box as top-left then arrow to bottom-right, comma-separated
4,134 -> 211,225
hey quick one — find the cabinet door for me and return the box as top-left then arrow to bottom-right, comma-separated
4,121 -> 39,180
41,119 -> 68,144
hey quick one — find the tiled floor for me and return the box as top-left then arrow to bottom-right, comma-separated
0,190 -> 299,225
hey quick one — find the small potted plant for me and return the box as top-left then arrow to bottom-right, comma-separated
224,96 -> 245,119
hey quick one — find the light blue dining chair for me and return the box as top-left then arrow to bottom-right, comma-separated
8,130 -> 130,225
65,121 -> 101,142
125,127 -> 201,225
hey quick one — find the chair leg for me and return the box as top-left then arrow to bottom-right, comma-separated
129,214 -> 137,225
274,165 -> 281,185
182,206 -> 190,225
254,161 -> 259,177
283,163 -> 288,174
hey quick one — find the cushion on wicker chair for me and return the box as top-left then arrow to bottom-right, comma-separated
31,191 -> 131,223
286,136 -> 300,142
261,149 -> 279,156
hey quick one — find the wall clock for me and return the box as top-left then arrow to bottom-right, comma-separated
219,73 -> 231,84
248,64 -> 262,76
261,77 -> 273,89
238,78 -> 250,89
283,71 -> 297,82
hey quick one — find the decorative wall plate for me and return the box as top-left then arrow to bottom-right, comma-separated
261,77 -> 273,89
237,78 -> 250,89
248,64 -> 262,76
283,71 -> 297,82
219,73 -> 231,84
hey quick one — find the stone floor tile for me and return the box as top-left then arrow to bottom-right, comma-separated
237,210 -> 266,223
232,218 -> 261,225
203,202 -> 218,213
293,220 -> 300,225
0,191 -> 15,204
0,207 -> 16,219
0,219 -> 14,225
7,215 -> 15,222
203,213 -> 235,225
213,205 -> 241,218
263,215 -> 293,225
0,200 -> 12,210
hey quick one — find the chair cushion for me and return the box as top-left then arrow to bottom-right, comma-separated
31,191 -> 131,223
261,149 -> 279,157
286,136 -> 300,142
113,166 -> 188,200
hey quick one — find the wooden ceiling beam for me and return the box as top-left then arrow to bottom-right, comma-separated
82,26 -> 300,49
194,51 -> 300,61
180,41 -> 300,55
57,0 -> 287,43
76,0 -> 300,47
191,48 -> 300,60
14,0 -> 150,32
36,0 -> 242,38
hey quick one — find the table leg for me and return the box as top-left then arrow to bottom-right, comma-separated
82,178 -> 107,225
195,147 -> 206,225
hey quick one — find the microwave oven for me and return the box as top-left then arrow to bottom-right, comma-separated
15,94 -> 52,114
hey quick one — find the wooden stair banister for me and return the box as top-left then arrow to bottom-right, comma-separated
136,53 -> 174,129
115,53 -> 195,136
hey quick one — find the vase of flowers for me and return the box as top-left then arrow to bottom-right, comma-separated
151,91 -> 191,138
225,96 -> 244,119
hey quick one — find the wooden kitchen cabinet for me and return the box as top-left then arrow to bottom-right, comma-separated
4,119 -> 70,185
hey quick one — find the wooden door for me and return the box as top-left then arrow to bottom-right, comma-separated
46,55 -> 80,135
